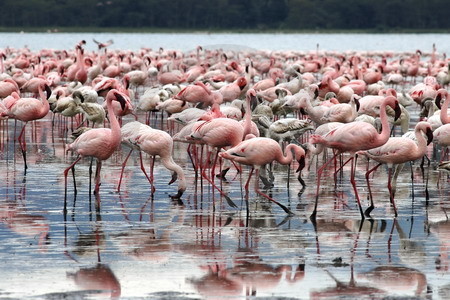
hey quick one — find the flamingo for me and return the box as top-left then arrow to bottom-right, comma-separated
117,121 -> 186,198
357,121 -> 433,217
4,82 -> 51,172
309,95 -> 401,221
219,137 -> 307,215
64,89 -> 129,203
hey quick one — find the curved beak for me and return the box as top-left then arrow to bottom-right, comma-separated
354,97 -> 360,112
114,92 -> 127,111
393,102 -> 402,121
426,127 -> 433,145
296,156 -> 306,172
435,93 -> 443,109
168,172 -> 178,185
44,84 -> 52,100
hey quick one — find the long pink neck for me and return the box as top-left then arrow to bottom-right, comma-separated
243,95 -> 252,138
377,100 -> 392,146
276,144 -> 302,165
106,94 -> 121,147
37,84 -> 50,118
414,125 -> 428,157
440,92 -> 450,125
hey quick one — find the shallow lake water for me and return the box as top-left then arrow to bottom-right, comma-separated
1,103 -> 450,299
1,32 -> 450,299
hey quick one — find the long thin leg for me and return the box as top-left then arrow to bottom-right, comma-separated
17,123 -> 28,172
94,159 -> 102,196
311,151 -> 340,222
149,155 -> 156,194
244,167 -> 254,194
254,168 -> 293,215
117,149 -> 133,192
349,155 -> 365,220
387,167 -> 398,217
200,156 -> 237,209
64,155 -> 82,214
364,162 -> 382,217
139,152 -> 155,193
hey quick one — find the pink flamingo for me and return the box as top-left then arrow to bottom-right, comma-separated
0,78 -> 20,98
117,121 -> 186,199
219,137 -> 307,215
64,89 -> 129,203
358,121 -> 433,217
5,82 -> 51,172
174,81 -> 221,108
433,89 -> 450,161
218,77 -> 247,102
309,95 -> 401,221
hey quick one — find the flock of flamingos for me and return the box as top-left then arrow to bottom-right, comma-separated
0,40 -> 449,222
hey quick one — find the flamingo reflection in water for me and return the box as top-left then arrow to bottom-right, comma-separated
65,210 -> 121,298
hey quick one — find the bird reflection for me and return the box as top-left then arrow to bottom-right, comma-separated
0,200 -> 50,250
357,266 -> 428,298
66,218 -> 121,298
67,264 -> 121,298
310,268 -> 386,299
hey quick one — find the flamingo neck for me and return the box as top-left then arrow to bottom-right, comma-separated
276,144 -> 301,165
440,94 -> 450,125
243,95 -> 252,137
161,157 -> 186,192
378,101 -> 392,145
303,97 -> 323,121
106,97 -> 121,146
37,85 -> 50,118
414,126 -> 428,156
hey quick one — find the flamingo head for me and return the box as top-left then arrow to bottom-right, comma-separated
237,77 -> 247,90
385,96 -> 401,121
435,89 -> 448,109
113,91 -> 128,111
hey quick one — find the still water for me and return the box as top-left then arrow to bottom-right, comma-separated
1,33 -> 450,299
1,32 -> 450,54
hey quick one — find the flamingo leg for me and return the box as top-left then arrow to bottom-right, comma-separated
254,168 -> 293,215
117,149 -> 133,192
387,167 -> 398,217
64,155 -> 82,213
349,155 -> 365,220
150,156 -> 156,194
93,159 -> 102,196
244,167 -> 254,194
17,122 -> 28,172
187,144 -> 198,178
200,156 -> 237,209
139,152 -> 155,193
364,162 -> 382,218
311,151 -> 340,222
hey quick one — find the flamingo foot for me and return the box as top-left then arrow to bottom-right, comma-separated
170,189 -> 184,200
364,205 -> 374,218
256,189 -> 294,215
260,175 -> 274,189
215,167 -> 230,181
224,195 -> 238,209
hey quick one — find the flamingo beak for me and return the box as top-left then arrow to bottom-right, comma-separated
44,84 -> 52,100
426,128 -> 433,145
393,102 -> 401,121
354,98 -> 360,112
170,189 -> 184,200
168,172 -> 178,185
296,156 -> 306,172
300,108 -> 307,115
114,92 -> 127,111
435,93 -> 443,109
